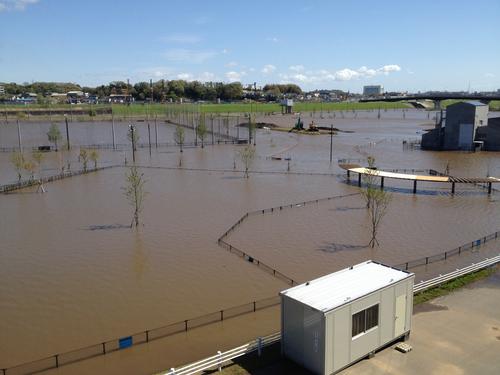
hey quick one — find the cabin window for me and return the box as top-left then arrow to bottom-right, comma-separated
352,304 -> 379,338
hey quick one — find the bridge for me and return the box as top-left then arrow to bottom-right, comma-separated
359,94 -> 500,109
339,163 -> 500,195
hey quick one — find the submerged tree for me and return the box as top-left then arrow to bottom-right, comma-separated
367,188 -> 392,248
32,150 -> 46,192
79,148 -> 89,172
47,123 -> 62,151
89,149 -> 99,169
359,156 -> 392,247
238,145 -> 256,178
10,152 -> 25,182
174,125 -> 185,153
197,114 -> 207,148
123,166 -> 147,227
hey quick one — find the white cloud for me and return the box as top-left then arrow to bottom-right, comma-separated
225,61 -> 238,67
279,64 -> 402,85
162,33 -> 201,44
0,0 -> 39,11
266,36 -> 279,43
261,64 -> 276,74
377,64 -> 401,74
163,49 -> 217,64
222,49 -> 229,54
225,71 -> 246,82
484,72 -> 495,78
177,73 -> 193,80
289,65 -> 305,72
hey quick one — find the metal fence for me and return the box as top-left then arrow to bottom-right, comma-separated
216,193 -> 361,285
394,230 -> 499,271
0,165 -> 118,193
1,295 -> 280,375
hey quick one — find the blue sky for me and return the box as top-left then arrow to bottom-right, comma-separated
1,0 -> 499,92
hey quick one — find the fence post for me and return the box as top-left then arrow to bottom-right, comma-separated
425,257 -> 428,265
257,337 -> 263,357
185,320 -> 188,332
253,301 -> 256,312
102,342 -> 106,354
218,350 -> 222,372
220,310 -> 224,321
55,354 -> 59,368
405,262 -> 408,270
146,330 -> 149,343
444,252 -> 447,260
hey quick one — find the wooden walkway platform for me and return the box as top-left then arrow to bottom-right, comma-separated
339,163 -> 500,194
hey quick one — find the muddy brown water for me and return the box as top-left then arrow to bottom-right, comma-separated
0,109 -> 499,373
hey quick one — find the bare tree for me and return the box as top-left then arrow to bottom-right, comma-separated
47,123 -> 62,151
10,152 -> 24,182
23,159 -> 36,181
197,114 -> 207,148
123,166 -> 147,227
238,145 -> 256,178
89,149 -> 99,169
32,150 -> 46,192
360,156 -> 377,208
367,188 -> 392,248
79,148 -> 89,172
358,156 -> 391,247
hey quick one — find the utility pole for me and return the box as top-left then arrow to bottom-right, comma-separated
111,113 -> 116,149
65,115 -> 71,150
129,125 -> 136,163
17,119 -> 22,152
148,122 -> 152,156
155,114 -> 158,148
329,124 -> 333,163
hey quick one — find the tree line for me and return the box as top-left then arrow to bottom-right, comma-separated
1,80 -> 303,103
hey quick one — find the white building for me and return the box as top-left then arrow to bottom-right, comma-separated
280,260 -> 414,375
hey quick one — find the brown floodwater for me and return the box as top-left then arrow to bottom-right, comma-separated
0,109 -> 499,373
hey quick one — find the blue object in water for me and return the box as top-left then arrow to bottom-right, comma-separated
119,336 -> 133,349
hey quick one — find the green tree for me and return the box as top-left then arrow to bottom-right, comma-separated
47,123 -> 62,151
238,145 -> 256,178
197,114 -> 207,148
10,152 -> 25,182
174,126 -> 185,153
122,166 -> 147,227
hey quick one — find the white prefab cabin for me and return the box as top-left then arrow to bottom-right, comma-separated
280,260 -> 414,375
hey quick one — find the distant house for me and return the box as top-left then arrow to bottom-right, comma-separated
108,94 -> 133,103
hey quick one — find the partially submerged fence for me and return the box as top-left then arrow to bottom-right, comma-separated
217,193 -> 361,285
162,254 -> 500,375
0,165 -> 117,193
394,230 -> 500,271
1,296 -> 281,375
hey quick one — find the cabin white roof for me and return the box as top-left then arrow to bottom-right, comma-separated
280,261 -> 413,313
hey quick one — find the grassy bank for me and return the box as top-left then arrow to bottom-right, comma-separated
413,266 -> 496,305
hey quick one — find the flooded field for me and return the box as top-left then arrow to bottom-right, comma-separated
1,109 -> 499,373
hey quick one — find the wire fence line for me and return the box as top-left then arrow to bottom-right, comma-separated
395,230 -> 500,271
216,193 -> 362,285
1,295 -> 281,375
0,165 -> 119,193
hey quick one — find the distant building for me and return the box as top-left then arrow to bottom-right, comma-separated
363,85 -> 383,97
421,101 -> 491,151
0,84 -> 4,95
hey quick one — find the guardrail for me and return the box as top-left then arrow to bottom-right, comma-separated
413,254 -> 500,293
163,332 -> 281,375
164,255 -> 500,375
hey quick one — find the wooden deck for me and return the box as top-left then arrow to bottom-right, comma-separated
338,164 -> 499,194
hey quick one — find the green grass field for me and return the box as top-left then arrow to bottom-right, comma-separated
3,99 -> 498,120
